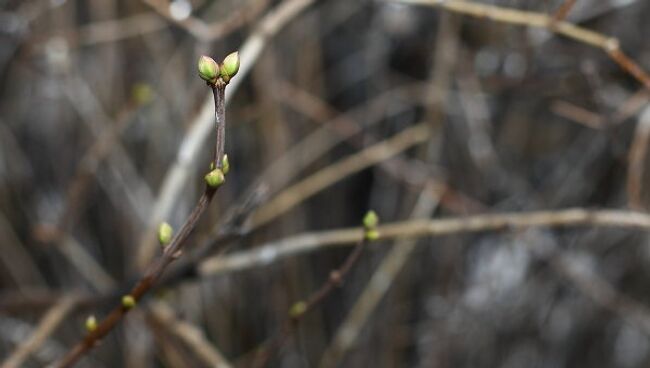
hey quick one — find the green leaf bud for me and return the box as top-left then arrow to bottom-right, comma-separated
204,168 -> 225,188
364,229 -> 380,241
289,301 -> 307,318
220,51 -> 240,81
85,315 -> 97,332
121,295 -> 136,309
158,222 -> 173,246
363,210 -> 379,229
222,154 -> 230,175
198,55 -> 219,83
131,83 -> 153,105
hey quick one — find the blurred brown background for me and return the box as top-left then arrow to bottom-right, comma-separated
2,0 -> 650,367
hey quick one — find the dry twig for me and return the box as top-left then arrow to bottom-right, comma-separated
627,106 -> 650,209
252,214 -> 377,367
147,302 -> 233,368
200,208 -> 650,276
1,296 -> 77,368
249,123 -> 432,228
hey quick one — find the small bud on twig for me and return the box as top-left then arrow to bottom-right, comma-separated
204,168 -> 225,188
121,295 -> 136,309
131,83 -> 153,106
363,210 -> 380,241
222,154 -> 230,174
198,55 -> 219,84
289,301 -> 307,319
85,315 -> 97,332
220,51 -> 240,82
365,229 -> 379,241
158,222 -> 173,246
363,210 -> 379,229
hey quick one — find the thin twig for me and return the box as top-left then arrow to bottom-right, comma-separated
1,296 -> 77,368
550,100 -> 605,129
318,189 -> 440,368
551,0 -> 577,22
136,0 -> 316,268
320,13 -> 459,364
200,208 -> 650,276
252,226 -> 371,367
249,123 -> 432,228
52,80 -> 230,368
627,106 -> 650,209
390,0 -> 650,90
147,302 -> 233,368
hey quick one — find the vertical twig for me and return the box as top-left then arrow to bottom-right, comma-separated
51,58 -> 235,368
251,213 -> 378,367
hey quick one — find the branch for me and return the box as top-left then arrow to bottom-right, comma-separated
51,53 -> 239,368
251,212 -> 380,368
147,302 -> 233,368
136,0 -> 316,268
627,106 -> 650,209
200,208 -> 650,276
249,123 -> 432,228
1,296 -> 77,368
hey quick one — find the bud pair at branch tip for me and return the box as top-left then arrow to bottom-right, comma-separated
197,51 -> 240,85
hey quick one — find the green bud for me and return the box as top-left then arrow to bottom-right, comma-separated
363,210 -> 379,229
289,301 -> 307,318
85,315 -> 97,332
204,169 -> 225,188
198,55 -> 219,83
365,229 -> 380,241
220,51 -> 240,81
122,295 -> 136,309
222,154 -> 230,175
131,83 -> 153,105
158,222 -> 173,246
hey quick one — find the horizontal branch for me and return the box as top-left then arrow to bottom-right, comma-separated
200,208 -> 650,275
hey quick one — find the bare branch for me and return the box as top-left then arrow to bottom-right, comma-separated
200,208 -> 650,276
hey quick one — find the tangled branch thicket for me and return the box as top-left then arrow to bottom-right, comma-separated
2,0 -> 650,367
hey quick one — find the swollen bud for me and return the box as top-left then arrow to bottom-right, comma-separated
204,169 -> 225,188
121,295 -> 136,309
365,229 -> 380,241
220,51 -> 240,82
85,315 -> 97,332
198,55 -> 219,83
222,154 -> 230,175
289,301 -> 307,319
363,210 -> 379,229
158,222 -> 173,246
363,210 -> 379,241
